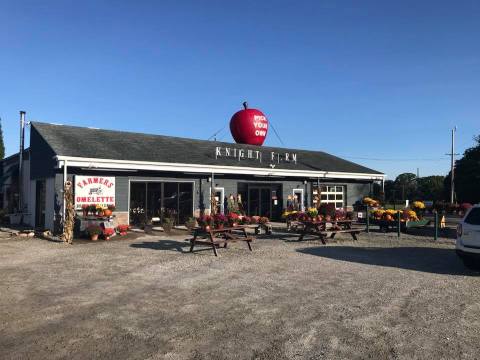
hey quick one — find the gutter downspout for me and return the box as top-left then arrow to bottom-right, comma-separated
18,111 -> 25,215
63,159 -> 68,224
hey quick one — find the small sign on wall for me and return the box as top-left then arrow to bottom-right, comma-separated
74,176 -> 116,209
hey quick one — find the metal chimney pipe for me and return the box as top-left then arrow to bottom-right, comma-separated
18,111 -> 25,213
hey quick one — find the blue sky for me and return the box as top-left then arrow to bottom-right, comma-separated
1,0 -> 479,179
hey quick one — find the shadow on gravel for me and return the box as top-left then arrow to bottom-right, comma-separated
298,246 -> 477,276
130,240 -> 190,253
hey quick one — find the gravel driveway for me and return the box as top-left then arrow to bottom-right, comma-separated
1,230 -> 479,359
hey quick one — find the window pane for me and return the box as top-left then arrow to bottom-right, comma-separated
321,195 -> 327,200
336,186 -> 343,192
163,182 -> 178,220
130,182 -> 146,225
146,182 -> 162,220
328,186 -> 336,192
336,202 -> 343,208
328,194 -> 335,200
178,183 -> 193,223
320,186 -> 327,192
465,208 -> 480,225
336,194 -> 343,200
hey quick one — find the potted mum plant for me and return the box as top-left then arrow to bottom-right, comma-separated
144,218 -> 153,234
117,224 -> 129,236
103,227 -> 115,240
104,204 -> 115,217
86,225 -> 102,241
197,215 -> 213,231
162,217 -> 174,234
214,213 -> 227,229
185,217 -> 197,231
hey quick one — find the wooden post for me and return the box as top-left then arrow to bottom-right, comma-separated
366,205 -> 370,233
397,212 -> 401,238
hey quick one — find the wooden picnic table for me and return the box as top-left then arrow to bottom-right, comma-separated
189,225 -> 254,256
297,219 -> 363,243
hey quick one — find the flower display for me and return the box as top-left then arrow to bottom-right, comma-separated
117,224 -> 129,235
363,197 -> 380,207
197,215 -> 213,229
282,211 -> 299,221
259,217 -> 269,224
227,212 -> 240,226
371,208 -> 417,222
213,213 -> 228,228
412,201 -> 425,210
307,207 -> 318,219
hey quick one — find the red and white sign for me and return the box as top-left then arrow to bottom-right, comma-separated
74,176 -> 115,209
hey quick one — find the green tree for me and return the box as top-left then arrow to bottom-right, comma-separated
446,135 -> 480,203
383,180 -> 395,202
394,173 -> 417,200
0,118 -> 4,159
416,176 -> 445,201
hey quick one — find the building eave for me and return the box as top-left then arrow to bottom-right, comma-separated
55,155 -> 386,181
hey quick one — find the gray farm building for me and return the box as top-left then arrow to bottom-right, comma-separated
1,122 -> 385,232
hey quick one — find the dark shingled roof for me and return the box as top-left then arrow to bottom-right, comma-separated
31,122 -> 383,175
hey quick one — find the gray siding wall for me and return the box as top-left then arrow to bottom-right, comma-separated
30,126 -> 57,180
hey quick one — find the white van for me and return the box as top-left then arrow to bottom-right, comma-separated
456,204 -> 480,269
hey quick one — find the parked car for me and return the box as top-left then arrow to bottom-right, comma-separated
456,204 -> 480,269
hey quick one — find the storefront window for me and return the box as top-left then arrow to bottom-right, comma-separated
129,181 -> 193,226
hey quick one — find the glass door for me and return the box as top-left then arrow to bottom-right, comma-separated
248,187 -> 271,217
260,188 -> 272,217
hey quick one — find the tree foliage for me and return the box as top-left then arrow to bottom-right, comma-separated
416,176 -> 445,201
447,135 -> 480,203
383,173 -> 446,202
394,173 -> 417,200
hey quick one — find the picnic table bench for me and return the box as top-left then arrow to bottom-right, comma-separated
189,225 -> 254,256
297,219 -> 363,243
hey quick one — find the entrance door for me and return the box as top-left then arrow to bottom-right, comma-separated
35,180 -> 46,228
248,187 -> 272,217
293,189 -> 304,211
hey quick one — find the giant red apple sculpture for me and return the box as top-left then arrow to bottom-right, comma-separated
230,102 -> 268,146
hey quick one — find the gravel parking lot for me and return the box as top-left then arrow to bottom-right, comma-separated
1,230 -> 479,359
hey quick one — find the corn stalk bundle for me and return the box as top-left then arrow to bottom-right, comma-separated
63,181 -> 75,244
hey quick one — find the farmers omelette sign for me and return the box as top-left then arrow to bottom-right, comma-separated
74,176 -> 115,209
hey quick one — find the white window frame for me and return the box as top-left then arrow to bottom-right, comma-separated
319,185 -> 345,209
293,188 -> 304,212
214,187 -> 225,214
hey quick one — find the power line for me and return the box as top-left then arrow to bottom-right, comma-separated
339,155 -> 449,162
269,120 -> 285,146
207,125 -> 227,141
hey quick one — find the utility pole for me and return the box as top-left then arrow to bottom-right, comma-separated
446,126 -> 459,204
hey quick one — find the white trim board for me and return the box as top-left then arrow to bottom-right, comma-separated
56,156 -> 385,181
